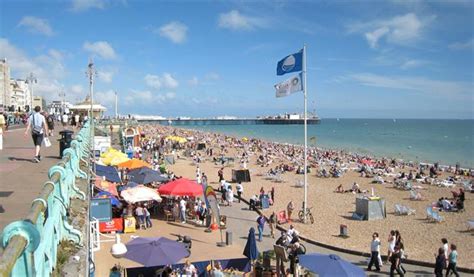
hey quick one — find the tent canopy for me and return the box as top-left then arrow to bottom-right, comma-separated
158,178 -> 203,197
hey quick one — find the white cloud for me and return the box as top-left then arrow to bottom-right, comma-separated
218,10 -> 265,31
400,59 -> 428,69
71,0 -> 106,12
349,73 -> 472,97
348,13 -> 436,48
188,76 -> 199,86
449,38 -> 474,50
144,73 -> 179,90
70,85 -> 84,95
365,27 -> 389,49
157,21 -> 188,44
18,16 -> 54,36
83,41 -> 117,60
124,90 -> 175,105
95,90 -> 116,107
205,72 -> 220,80
98,70 -> 114,83
0,38 -> 66,98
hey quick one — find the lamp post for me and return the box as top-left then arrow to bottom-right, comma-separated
86,60 -> 97,157
58,88 -> 66,115
25,72 -> 37,112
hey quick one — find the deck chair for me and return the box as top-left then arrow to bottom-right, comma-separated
410,190 -> 423,200
295,180 -> 304,188
432,211 -> 444,223
400,205 -> 415,215
467,220 -> 474,231
440,180 -> 455,188
394,204 -> 403,215
426,206 -> 434,220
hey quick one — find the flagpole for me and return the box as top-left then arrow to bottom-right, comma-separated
303,44 -> 308,223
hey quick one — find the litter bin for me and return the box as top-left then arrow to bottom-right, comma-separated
225,231 -> 232,245
59,130 -> 74,158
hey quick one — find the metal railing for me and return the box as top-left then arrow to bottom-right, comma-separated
0,121 -> 91,277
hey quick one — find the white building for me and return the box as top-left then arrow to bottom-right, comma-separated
10,79 -> 31,112
48,100 -> 73,115
0,59 -> 11,111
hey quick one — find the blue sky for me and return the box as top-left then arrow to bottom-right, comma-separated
1,0 -> 473,118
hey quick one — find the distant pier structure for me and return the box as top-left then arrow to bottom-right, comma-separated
136,116 -> 321,126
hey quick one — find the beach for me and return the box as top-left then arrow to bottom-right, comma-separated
139,123 -> 474,269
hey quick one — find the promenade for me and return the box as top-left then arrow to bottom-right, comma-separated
0,125 -> 68,230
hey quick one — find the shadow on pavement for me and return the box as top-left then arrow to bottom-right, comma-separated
8,157 -> 34,163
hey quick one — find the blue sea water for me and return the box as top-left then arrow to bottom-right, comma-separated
180,119 -> 474,168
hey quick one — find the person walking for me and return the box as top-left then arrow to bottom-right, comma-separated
287,201 -> 294,223
434,247 -> 446,277
144,204 -> 152,228
179,197 -> 187,223
270,187 -> 275,203
389,243 -> 404,277
269,211 -> 276,239
46,112 -> 55,137
236,182 -> 243,203
256,214 -> 266,242
446,244 -> 459,277
367,232 -> 381,272
24,106 -> 49,163
218,167 -> 224,182
0,111 -> 5,151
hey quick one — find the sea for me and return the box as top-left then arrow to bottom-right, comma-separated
175,119 -> 474,168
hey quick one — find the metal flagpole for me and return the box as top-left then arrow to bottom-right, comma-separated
303,45 -> 308,223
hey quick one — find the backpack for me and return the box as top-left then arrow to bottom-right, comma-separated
31,114 -> 42,135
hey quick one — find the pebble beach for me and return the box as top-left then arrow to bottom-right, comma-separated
140,124 -> 474,269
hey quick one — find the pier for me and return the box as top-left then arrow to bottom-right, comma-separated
137,117 -> 321,126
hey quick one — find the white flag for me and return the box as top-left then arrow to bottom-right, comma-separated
274,73 -> 303,98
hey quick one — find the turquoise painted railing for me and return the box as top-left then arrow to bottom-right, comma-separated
0,122 -> 92,277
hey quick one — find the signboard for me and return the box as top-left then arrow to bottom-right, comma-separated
99,218 -> 124,233
90,198 -> 112,222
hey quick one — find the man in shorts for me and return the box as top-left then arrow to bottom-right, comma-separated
24,106 -> 49,163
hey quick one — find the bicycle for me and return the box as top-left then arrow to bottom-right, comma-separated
298,207 -> 314,224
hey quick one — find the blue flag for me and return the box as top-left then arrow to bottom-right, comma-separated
276,49 -> 303,76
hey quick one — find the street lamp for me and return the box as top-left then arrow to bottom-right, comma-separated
25,72 -> 37,112
58,88 -> 66,115
86,59 -> 97,158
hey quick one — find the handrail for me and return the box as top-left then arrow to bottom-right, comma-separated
0,121 -> 92,277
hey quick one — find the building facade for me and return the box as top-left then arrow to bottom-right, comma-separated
47,100 -> 72,115
10,79 -> 31,112
0,58 -> 11,111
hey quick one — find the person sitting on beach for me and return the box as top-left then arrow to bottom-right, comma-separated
334,184 -> 345,193
351,182 -> 362,194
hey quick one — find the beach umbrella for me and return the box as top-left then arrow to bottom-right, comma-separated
128,167 -> 169,184
95,179 -> 119,197
298,254 -> 365,277
117,181 -> 140,192
121,185 -> 162,203
158,178 -> 203,197
243,227 -> 259,268
95,164 -> 122,183
124,237 -> 188,267
94,191 -> 121,207
117,159 -> 152,170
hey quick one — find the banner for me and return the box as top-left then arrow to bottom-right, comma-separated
276,49 -> 303,76
205,186 -> 221,226
275,73 -> 303,97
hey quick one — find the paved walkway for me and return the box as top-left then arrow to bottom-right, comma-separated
0,125 -> 71,230
221,198 -> 443,276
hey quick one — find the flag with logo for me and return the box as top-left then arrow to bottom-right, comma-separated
274,73 -> 303,97
276,49 -> 303,76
